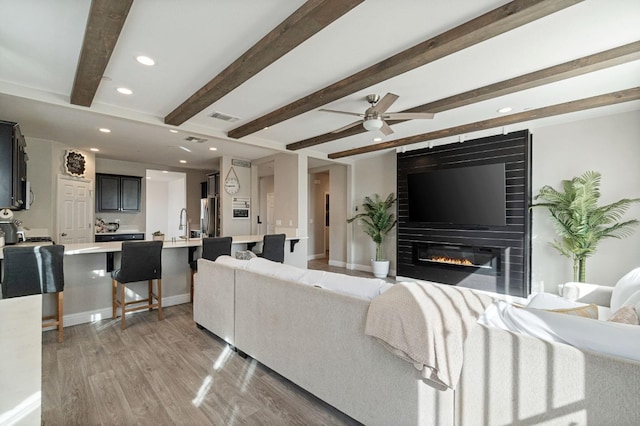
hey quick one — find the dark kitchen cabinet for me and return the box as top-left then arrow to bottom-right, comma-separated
0,120 -> 27,210
96,173 -> 141,212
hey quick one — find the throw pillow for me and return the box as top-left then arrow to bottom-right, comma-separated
621,289 -> 640,319
607,306 -> 640,325
548,304 -> 599,319
610,267 -> 640,312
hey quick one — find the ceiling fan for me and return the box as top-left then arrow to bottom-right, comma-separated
319,93 -> 434,136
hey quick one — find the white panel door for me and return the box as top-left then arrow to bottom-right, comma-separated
266,192 -> 275,235
57,176 -> 93,244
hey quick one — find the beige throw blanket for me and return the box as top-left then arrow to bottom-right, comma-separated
365,281 -> 494,390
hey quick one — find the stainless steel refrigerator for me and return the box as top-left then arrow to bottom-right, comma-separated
200,196 -> 220,237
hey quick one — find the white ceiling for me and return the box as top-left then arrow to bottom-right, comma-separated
0,0 -> 638,171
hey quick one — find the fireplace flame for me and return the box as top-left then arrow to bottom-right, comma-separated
430,256 -> 473,266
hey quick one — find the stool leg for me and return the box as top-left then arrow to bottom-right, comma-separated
112,279 -> 118,319
190,270 -> 194,303
157,279 -> 163,321
120,282 -> 127,330
148,280 -> 153,311
57,292 -> 64,343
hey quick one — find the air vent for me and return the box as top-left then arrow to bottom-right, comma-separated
210,111 -> 240,122
184,136 -> 208,143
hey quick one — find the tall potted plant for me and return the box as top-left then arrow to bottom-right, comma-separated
532,170 -> 639,282
347,193 -> 397,278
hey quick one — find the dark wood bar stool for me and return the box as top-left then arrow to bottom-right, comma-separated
1,245 -> 65,342
111,240 -> 163,330
190,236 -> 232,302
257,233 -> 286,263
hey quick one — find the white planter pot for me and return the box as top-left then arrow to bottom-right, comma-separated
371,260 -> 390,278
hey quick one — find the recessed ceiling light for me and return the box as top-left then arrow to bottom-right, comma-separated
117,87 -> 133,95
99,128 -> 111,133
146,176 -> 151,180
497,107 -> 512,113
162,171 -> 168,174
179,146 -> 191,153
209,147 -> 217,151
90,148 -> 100,152
373,137 -> 382,142
169,129 -> 179,133
263,126 -> 270,130
179,160 -> 187,164
136,55 -> 155,66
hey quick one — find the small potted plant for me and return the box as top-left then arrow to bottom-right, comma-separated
347,193 -> 397,278
152,230 -> 165,241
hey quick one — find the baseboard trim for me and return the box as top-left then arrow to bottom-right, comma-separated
328,259 -> 346,268
307,253 -> 326,260
57,294 -> 190,328
347,262 -> 397,278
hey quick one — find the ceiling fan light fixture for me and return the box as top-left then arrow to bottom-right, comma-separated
363,118 -> 383,131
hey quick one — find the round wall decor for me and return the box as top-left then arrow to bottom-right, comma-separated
224,167 -> 240,194
64,150 -> 86,177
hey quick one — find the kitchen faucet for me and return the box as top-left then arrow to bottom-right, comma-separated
179,208 -> 189,240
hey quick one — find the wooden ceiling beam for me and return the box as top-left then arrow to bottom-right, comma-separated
164,0 -> 364,126
228,0 -> 583,139
70,0 -> 133,107
328,87 -> 640,159
287,41 -> 640,151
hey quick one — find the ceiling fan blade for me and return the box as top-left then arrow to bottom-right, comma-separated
380,121 -> 394,136
371,93 -> 399,114
384,112 -> 435,120
319,108 -> 363,118
332,120 -> 362,133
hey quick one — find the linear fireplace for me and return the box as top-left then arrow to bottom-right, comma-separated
413,243 -> 501,276
410,242 -> 509,294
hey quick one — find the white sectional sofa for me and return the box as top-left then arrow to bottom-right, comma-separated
194,257 -> 640,426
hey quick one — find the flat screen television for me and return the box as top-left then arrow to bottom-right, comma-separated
407,163 -> 506,226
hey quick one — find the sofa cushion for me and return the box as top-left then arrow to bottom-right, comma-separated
214,255 -> 249,269
527,292 -> 604,320
245,257 -> 307,282
298,269 -> 327,286
608,305 -> 640,325
479,300 -> 640,362
610,267 -> 640,312
527,292 -> 581,310
314,271 -> 388,300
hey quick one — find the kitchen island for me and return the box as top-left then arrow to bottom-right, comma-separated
0,234 -> 306,328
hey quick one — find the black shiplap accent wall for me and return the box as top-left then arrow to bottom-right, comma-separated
396,130 -> 532,297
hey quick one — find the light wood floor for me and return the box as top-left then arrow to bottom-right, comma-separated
42,261 -> 364,426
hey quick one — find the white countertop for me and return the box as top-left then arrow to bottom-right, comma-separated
94,231 -> 144,235
0,235 -> 306,259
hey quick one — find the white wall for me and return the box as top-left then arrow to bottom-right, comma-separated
350,151 -> 397,273
13,137 -> 96,239
145,179 -> 168,238
348,111 -> 640,289
531,110 -> 640,291
328,164 -> 349,268
220,156 -> 252,236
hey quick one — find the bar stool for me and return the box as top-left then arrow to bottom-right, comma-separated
111,240 -> 163,330
1,245 -> 65,342
190,236 -> 232,302
257,233 -> 286,263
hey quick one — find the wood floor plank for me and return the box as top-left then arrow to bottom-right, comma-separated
42,302 -> 361,425
87,369 -> 136,425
